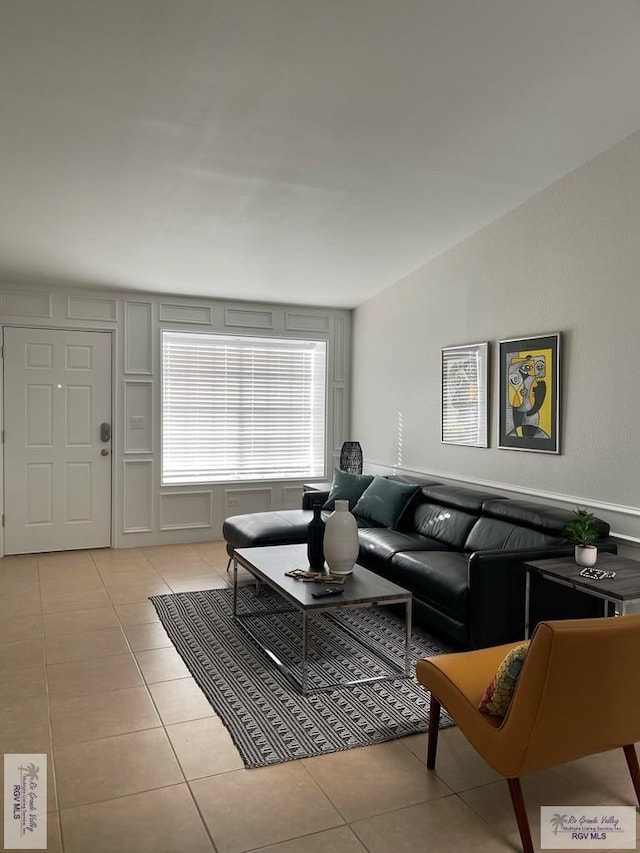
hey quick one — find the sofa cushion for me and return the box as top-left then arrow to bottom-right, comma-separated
482,499 -> 610,539
391,551 -> 470,622
419,485 -> 506,513
464,517 -> 563,552
358,528 -> 451,575
322,468 -> 374,511
223,510 -> 313,549
401,502 -> 479,549
353,476 -> 419,528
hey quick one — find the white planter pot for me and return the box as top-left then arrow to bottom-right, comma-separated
323,500 -> 359,575
575,545 -> 598,567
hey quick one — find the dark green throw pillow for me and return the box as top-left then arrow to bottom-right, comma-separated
352,476 -> 419,528
323,469 -> 374,511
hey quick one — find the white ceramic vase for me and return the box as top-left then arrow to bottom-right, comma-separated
323,500 -> 359,575
575,544 -> 598,567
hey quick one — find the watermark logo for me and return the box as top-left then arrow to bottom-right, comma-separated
541,806 -> 636,849
3,754 -> 47,849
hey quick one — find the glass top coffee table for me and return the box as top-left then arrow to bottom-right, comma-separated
232,543 -> 412,695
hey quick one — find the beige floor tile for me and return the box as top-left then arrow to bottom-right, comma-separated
351,795 -> 513,853
55,728 -> 183,808
0,666 -> 47,709
99,564 -> 164,583
302,740 -> 451,822
50,685 -> 161,745
135,646 -> 191,683
41,587 -> 113,613
0,560 -> 40,584
90,547 -> 148,563
0,637 -> 44,674
2,610 -> 44,642
165,575 -> 229,593
402,726 -> 501,791
60,784 -> 215,853
39,569 -> 105,595
38,552 -> 94,569
166,717 -> 243,779
45,626 -> 129,664
0,555 -> 39,572
257,826 -> 369,853
155,561 -> 212,577
191,762 -> 344,853
148,677 -> 215,725
459,753 -> 640,853
0,701 -> 51,753
47,653 -> 142,701
106,580 -> 172,604
44,605 -> 119,636
115,600 -> 161,625
0,588 -> 42,616
123,621 -> 172,651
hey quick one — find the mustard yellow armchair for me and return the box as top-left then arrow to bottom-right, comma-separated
416,614 -> 640,853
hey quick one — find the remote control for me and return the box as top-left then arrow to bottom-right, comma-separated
311,587 -> 344,599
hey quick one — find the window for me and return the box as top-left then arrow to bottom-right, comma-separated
162,331 -> 326,484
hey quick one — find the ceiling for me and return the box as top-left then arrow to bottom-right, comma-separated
1,1 -> 639,309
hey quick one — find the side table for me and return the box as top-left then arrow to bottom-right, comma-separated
524,553 -> 640,638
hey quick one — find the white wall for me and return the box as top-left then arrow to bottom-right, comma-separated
352,131 -> 640,546
0,287 -> 351,552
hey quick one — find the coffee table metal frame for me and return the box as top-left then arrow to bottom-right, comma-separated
232,544 -> 412,695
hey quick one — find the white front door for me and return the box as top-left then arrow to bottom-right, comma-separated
3,327 -> 112,554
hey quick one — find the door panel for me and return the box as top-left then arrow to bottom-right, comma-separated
4,327 -> 112,554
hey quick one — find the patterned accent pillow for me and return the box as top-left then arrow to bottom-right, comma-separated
478,642 -> 530,717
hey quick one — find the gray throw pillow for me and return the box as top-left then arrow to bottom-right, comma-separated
352,476 -> 419,528
323,469 -> 374,511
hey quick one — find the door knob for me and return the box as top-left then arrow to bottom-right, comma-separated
101,448 -> 110,456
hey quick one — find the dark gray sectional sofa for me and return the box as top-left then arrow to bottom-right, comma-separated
223,476 -> 613,649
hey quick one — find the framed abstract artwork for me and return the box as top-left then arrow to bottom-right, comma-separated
441,342 -> 489,447
498,332 -> 561,453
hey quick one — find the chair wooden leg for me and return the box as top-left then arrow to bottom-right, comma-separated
427,695 -> 441,769
507,778 -> 534,853
623,744 -> 640,806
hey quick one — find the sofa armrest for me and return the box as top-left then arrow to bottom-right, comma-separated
302,490 -> 329,510
467,541 -> 617,648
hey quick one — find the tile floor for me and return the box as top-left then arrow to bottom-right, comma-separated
1,541 -> 638,852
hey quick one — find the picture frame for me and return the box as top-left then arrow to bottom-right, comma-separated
441,342 -> 489,447
498,332 -> 561,453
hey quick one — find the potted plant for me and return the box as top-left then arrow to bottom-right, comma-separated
562,507 -> 599,567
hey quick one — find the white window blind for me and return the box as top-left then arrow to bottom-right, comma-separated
162,331 -> 327,484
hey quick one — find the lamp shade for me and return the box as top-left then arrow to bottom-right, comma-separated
339,441 -> 363,474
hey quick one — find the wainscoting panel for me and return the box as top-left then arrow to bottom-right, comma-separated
68,296 -> 117,321
284,486 -> 303,509
159,303 -> 212,325
124,301 -> 152,374
160,491 -> 212,530
225,488 -> 272,515
332,386 -> 347,453
124,381 -> 153,453
123,460 -> 153,532
285,312 -> 330,333
0,289 -> 52,318
333,314 -> 347,383
225,308 -> 274,329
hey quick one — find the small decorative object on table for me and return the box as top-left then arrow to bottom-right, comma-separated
307,503 -> 326,571
562,507 -> 599,568
323,499 -> 359,575
339,441 -> 363,474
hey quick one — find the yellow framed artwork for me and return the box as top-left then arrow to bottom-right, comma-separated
498,332 -> 560,453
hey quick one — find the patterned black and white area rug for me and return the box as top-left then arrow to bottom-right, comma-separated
150,586 -> 455,768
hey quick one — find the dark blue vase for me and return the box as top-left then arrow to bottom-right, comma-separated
307,503 -> 325,570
